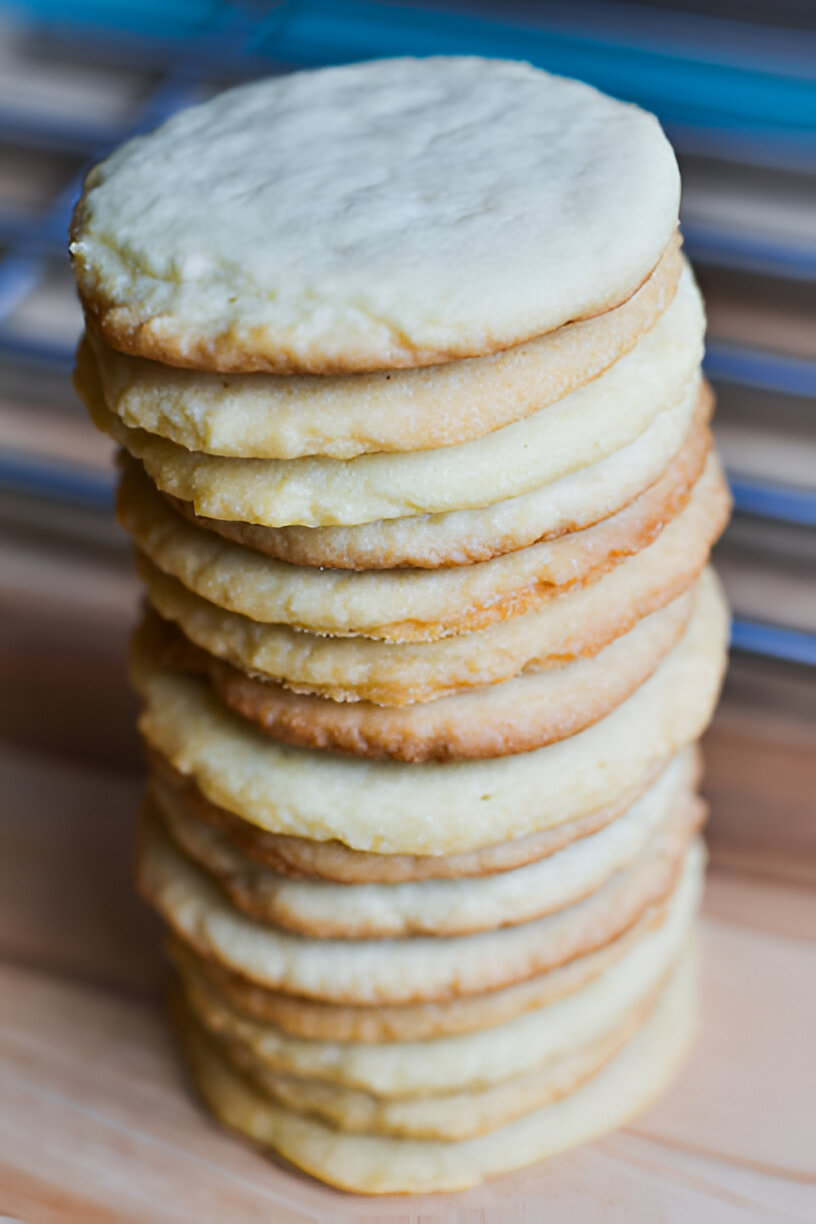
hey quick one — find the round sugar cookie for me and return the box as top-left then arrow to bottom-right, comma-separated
131,569 -> 728,856
136,475 -> 728,707
90,271 -> 703,528
176,942 -> 696,1193
162,380 -> 709,571
166,895 -> 671,1042
142,812 -> 690,1006
146,587 -> 693,762
119,439 -> 720,645
140,805 -> 696,1006
182,983 -> 658,1141
177,863 -> 697,1092
81,237 -> 681,460
70,58 -> 680,374
150,754 -> 702,937
152,751 -> 700,884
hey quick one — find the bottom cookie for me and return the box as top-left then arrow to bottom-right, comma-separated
176,941 -> 696,1194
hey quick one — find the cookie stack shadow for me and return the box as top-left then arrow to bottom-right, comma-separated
71,65 -> 732,1197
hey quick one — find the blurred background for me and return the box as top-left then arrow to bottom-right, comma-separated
0,8 -> 813,1219
1,0 -> 814,884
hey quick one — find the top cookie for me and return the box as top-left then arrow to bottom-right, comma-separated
70,58 -> 679,375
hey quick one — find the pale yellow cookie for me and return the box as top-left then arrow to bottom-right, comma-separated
151,752 -> 698,884
182,979 -> 662,1141
178,872 -> 696,1089
150,756 -> 701,937
137,804 -> 696,1004
81,236 -> 681,459
166,896 -> 670,1042
70,58 -> 680,374
119,441 -> 721,645
135,476 -> 726,706
145,586 -> 693,762
131,569 -> 728,855
162,380 -> 709,570
89,271 -> 703,528
176,942 -> 696,1193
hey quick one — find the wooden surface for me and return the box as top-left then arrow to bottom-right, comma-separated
1,743 -> 815,1224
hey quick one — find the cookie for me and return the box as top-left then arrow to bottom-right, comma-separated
70,59 -> 679,374
139,807 -> 697,1005
177,870 -> 695,1091
131,570 -> 728,855
147,585 -> 693,762
175,941 -> 695,1193
162,379 -> 709,571
179,872 -> 695,1113
149,755 -> 702,937
135,471 -> 726,706
119,439 -> 720,645
206,996 -> 652,1141
81,236 -> 681,460
151,752 -> 695,884
87,271 -> 703,528
165,897 -> 669,1043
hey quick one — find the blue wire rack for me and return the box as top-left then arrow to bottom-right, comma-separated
1,0 -> 814,666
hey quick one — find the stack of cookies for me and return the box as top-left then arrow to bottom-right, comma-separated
70,58 -> 731,1195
